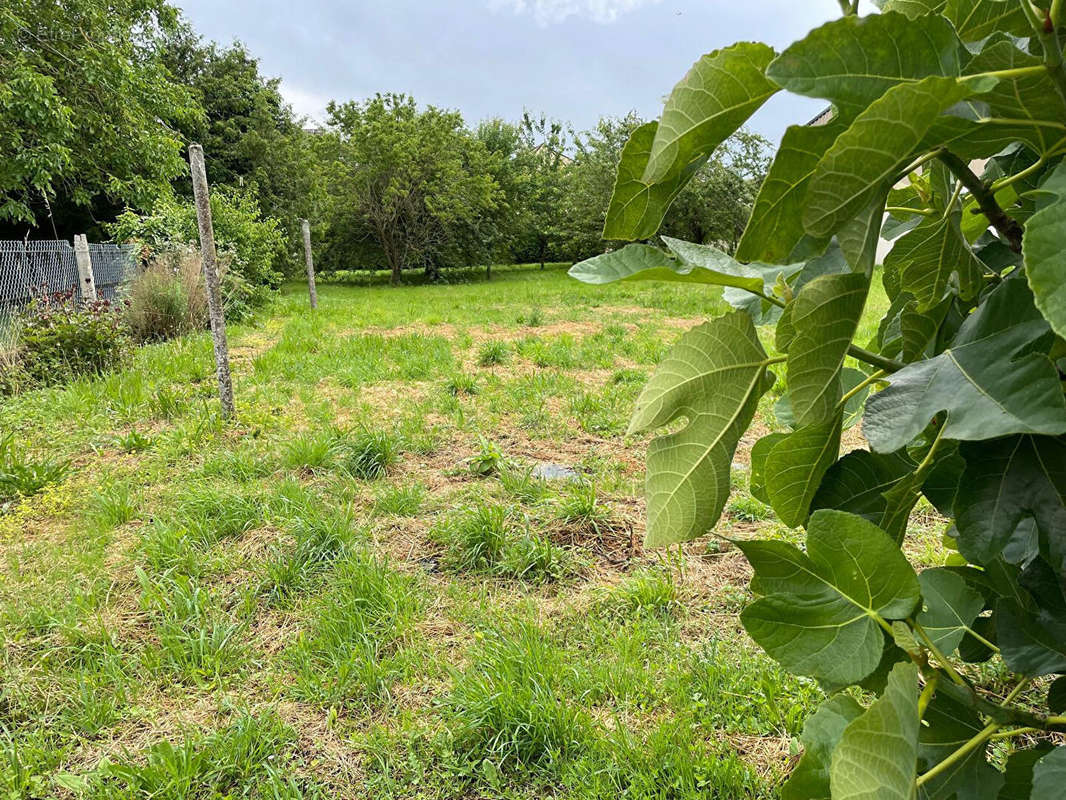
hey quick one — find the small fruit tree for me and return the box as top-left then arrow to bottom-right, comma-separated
571,1 -> 1066,797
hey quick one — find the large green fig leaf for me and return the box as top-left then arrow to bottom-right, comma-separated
739,510 -> 920,685
782,695 -> 865,800
863,278 -> 1066,453
918,692 -> 1003,800
830,662 -> 920,800
567,241 -> 764,292
953,435 -> 1066,569
1033,749 -> 1066,800
877,0 -> 945,18
1023,161 -> 1066,339
963,39 -> 1066,158
804,76 -> 982,240
812,449 -> 916,522
749,432 -> 788,505
766,12 -> 963,119
882,209 -> 984,311
602,122 -> 698,241
644,42 -> 778,184
734,122 -> 842,265
630,312 -> 776,547
996,597 -> 1066,676
917,568 -> 985,656
946,0 -> 1032,41
787,272 -> 869,426
764,414 -> 843,528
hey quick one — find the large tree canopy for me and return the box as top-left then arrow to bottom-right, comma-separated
0,0 -> 198,234
319,93 -> 499,283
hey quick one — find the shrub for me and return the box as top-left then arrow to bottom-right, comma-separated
110,189 -> 284,317
12,290 -> 129,387
124,248 -> 208,342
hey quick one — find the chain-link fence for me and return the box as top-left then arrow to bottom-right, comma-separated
0,240 -> 140,320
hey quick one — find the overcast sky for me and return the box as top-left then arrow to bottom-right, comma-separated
172,0 -> 872,145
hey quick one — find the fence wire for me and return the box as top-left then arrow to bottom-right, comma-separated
0,240 -> 139,320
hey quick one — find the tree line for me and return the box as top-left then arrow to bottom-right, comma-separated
1,0 -> 770,284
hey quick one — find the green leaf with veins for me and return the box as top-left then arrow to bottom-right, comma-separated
782,694 -> 865,800
804,76 -> 983,240
945,0 -> 1032,41
629,313 -> 776,548
838,193 -> 890,273
812,449 -> 916,524
879,0 -> 946,17
917,568 -> 985,656
750,433 -> 788,506
739,510 -> 920,685
766,12 -> 963,119
787,272 -> 869,426
863,278 -> 1066,454
1023,161 -> 1066,339
962,38 -> 1066,158
997,597 -> 1066,676
830,662 -> 920,800
918,692 -> 1003,800
644,42 -> 778,185
954,435 -> 1066,569
765,414 -> 843,528
602,122 -> 699,241
735,122 -> 842,265
882,209 -> 984,311
567,242 -> 764,292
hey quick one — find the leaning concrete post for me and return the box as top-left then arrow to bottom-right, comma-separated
188,144 -> 235,419
301,219 -> 318,309
73,235 -> 98,302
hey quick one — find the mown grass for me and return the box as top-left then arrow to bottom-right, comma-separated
0,264 -> 906,798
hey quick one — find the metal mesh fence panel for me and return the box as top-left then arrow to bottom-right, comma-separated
0,240 -> 140,320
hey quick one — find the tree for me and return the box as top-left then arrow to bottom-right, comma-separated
159,26 -> 316,270
572,2 -> 1066,797
0,0 -> 198,236
321,94 -> 499,284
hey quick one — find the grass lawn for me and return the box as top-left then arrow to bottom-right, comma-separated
0,264 -> 945,799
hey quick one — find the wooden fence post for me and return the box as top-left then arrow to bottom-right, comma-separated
301,219 -> 318,309
73,234 -> 97,302
188,144 -> 235,419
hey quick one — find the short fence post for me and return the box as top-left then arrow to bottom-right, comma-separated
301,219 -> 318,310
188,143 -> 235,420
73,235 -> 97,302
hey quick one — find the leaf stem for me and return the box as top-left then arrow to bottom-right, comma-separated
942,182 -> 965,220
847,345 -> 904,374
885,206 -> 937,217
840,369 -> 886,404
937,151 -> 1024,253
1001,677 -> 1032,706
968,64 -> 1048,81
989,726 -> 1039,741
1021,0 -> 1066,104
912,620 -> 966,686
988,154 -> 1053,192
916,723 -> 1000,789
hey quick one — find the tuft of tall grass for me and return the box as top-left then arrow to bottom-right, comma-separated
373,482 -> 425,517
138,572 -> 245,685
337,428 -> 402,480
259,506 -> 356,602
442,621 -> 591,780
432,505 -> 570,583
90,713 -> 293,799
287,554 -> 420,708
476,340 -> 511,367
